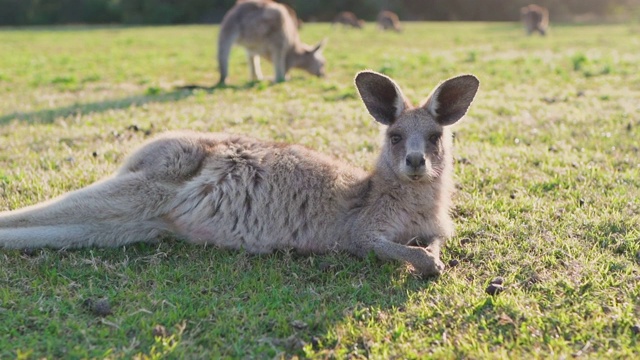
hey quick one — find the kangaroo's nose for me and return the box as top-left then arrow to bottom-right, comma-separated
405,153 -> 426,168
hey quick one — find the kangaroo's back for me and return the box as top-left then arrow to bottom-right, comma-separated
0,131 -> 368,253
221,0 -> 297,46
163,133 -> 368,254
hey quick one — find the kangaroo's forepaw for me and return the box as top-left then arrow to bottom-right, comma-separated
413,251 -> 445,277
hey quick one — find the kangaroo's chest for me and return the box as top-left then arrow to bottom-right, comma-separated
390,209 -> 437,243
373,192 -> 444,245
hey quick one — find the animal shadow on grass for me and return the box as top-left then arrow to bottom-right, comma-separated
6,239 -> 429,356
176,80 -> 273,91
0,82 -> 265,126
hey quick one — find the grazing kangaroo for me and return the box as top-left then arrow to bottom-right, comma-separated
377,11 -> 402,32
217,0 -> 325,84
332,12 -> 365,29
520,4 -> 549,36
0,71 -> 479,276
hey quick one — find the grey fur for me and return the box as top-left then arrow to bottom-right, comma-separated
0,71 -> 479,276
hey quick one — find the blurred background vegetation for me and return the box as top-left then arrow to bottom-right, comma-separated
1,0 -> 639,26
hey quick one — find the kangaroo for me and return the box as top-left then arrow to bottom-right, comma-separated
217,0 -> 325,84
332,12 -> 365,29
520,4 -> 549,36
377,11 -> 402,32
0,71 -> 479,276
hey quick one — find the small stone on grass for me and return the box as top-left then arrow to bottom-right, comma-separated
21,248 -> 39,257
83,298 -> 112,316
486,283 -> 504,296
291,320 -> 307,330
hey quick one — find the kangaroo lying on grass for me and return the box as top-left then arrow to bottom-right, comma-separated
0,71 -> 479,276
218,0 -> 325,84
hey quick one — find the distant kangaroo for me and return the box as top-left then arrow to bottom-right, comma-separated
218,0 -> 325,84
520,4 -> 549,36
377,10 -> 402,32
332,11 -> 365,29
0,71 -> 479,276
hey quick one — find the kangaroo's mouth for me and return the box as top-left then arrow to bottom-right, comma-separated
404,167 -> 439,182
405,171 -> 427,182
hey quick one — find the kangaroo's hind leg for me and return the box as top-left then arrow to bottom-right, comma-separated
0,172 -> 174,249
271,44 -> 287,83
0,133 -> 209,250
247,51 -> 264,81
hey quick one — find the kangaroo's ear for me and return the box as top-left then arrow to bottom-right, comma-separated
312,38 -> 326,53
355,71 -> 409,125
422,75 -> 479,126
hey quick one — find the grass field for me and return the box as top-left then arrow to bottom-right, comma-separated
0,21 -> 639,358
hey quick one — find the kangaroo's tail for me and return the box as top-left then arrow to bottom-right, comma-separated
0,173 -> 171,249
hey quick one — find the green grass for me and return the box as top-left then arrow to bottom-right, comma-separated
1,22 -> 639,358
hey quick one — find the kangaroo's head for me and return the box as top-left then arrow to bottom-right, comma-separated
355,71 -> 479,183
291,40 -> 326,78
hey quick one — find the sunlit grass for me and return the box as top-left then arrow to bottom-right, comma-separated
0,22 -> 639,358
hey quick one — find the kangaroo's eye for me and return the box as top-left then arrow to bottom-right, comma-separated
428,133 -> 441,144
390,135 -> 402,144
